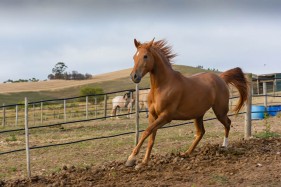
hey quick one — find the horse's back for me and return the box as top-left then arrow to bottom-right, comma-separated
188,72 -> 228,92
171,72 -> 230,119
112,96 -> 124,107
188,72 -> 230,106
139,89 -> 150,102
139,89 -> 150,109
112,96 -> 123,102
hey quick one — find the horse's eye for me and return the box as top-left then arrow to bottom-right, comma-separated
144,55 -> 148,59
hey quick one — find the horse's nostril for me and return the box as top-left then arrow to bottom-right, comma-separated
134,74 -> 138,80
130,72 -> 141,83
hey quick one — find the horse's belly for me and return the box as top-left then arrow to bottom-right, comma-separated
173,103 -> 212,120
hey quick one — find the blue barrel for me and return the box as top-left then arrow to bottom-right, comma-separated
267,105 -> 280,116
278,105 -> 281,112
251,105 -> 266,120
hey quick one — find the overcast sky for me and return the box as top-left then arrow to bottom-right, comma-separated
0,0 -> 281,82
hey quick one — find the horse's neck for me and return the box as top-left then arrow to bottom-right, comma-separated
149,53 -> 175,89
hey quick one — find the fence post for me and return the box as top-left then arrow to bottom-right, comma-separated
86,96 -> 88,119
2,104 -> 5,127
263,82 -> 267,108
24,97 -> 31,178
40,102 -> 43,124
15,104 -> 18,126
95,97 -> 97,118
64,99 -> 67,122
130,91 -> 133,118
33,104 -> 35,126
135,84 -> 140,145
104,94 -> 107,119
245,73 -> 252,139
273,79 -> 276,96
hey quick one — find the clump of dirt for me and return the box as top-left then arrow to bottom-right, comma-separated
2,138 -> 281,187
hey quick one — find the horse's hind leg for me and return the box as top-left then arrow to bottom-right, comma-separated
181,116 -> 205,157
219,115 -> 231,147
111,107 -> 117,119
213,107 -> 231,147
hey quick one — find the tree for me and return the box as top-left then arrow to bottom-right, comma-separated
48,74 -> 55,80
80,87 -> 104,103
52,62 -> 68,79
48,62 -> 92,80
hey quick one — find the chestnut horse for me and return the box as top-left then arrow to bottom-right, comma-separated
125,38 -> 248,169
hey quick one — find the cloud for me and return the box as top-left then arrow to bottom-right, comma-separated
0,0 -> 281,82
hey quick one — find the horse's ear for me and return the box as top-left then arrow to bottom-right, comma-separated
123,92 -> 129,99
147,37 -> 155,48
134,39 -> 140,48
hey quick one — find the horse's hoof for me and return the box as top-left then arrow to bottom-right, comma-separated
135,163 -> 146,170
219,146 -> 228,151
125,159 -> 136,167
179,152 -> 189,158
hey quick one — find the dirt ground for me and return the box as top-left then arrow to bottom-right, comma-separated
1,137 -> 280,187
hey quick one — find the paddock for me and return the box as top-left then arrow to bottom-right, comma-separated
0,82 -> 281,186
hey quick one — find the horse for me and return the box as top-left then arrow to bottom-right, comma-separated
111,92 -> 134,118
125,38 -> 248,169
139,89 -> 150,117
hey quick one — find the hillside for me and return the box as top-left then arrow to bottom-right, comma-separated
0,65 -> 211,104
0,68 -> 133,94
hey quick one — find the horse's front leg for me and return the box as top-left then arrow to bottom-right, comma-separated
135,114 -> 157,169
125,113 -> 170,168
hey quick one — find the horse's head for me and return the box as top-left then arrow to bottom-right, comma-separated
130,38 -> 155,83
123,92 -> 130,100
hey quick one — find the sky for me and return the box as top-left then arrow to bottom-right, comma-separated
0,0 -> 281,82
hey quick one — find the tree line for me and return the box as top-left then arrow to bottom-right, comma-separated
4,78 -> 39,83
4,62 -> 93,83
196,65 -> 219,72
48,62 -> 92,80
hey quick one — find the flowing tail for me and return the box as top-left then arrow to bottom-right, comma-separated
220,67 -> 249,114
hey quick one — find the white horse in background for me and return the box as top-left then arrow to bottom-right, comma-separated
111,89 -> 150,118
111,92 -> 135,118
138,89 -> 150,118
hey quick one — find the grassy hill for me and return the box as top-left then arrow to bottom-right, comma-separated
0,65 -> 212,105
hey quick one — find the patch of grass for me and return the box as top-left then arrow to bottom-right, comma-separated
211,174 -> 229,185
52,167 -> 61,173
0,173 -> 6,179
254,131 -> 280,139
170,146 -> 186,155
9,167 -> 17,173
76,142 -> 92,149
254,114 -> 281,139
5,134 -> 17,142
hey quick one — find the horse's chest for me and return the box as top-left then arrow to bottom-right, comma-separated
149,96 -> 170,115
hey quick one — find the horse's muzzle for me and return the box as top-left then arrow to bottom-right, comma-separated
130,72 -> 141,83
